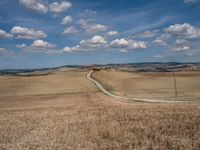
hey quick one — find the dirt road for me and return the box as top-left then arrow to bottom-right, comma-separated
87,70 -> 185,103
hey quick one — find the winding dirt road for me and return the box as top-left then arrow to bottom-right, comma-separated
87,70 -> 184,103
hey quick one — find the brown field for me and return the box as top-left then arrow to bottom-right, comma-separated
93,70 -> 200,101
0,71 -> 96,96
0,70 -> 200,149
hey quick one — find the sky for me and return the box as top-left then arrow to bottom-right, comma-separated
0,0 -> 200,69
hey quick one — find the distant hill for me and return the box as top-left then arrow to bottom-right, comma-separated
0,62 -> 200,75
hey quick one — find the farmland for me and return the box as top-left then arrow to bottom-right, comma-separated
0,69 -> 200,149
93,70 -> 200,101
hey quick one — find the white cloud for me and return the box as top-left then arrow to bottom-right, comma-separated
63,45 -> 80,53
78,19 -> 108,34
107,31 -> 118,37
16,44 -> 27,48
80,35 -> 107,46
50,1 -> 72,14
62,36 -> 148,53
63,35 -> 107,53
165,23 -> 200,39
18,40 -> 57,53
63,26 -> 78,35
86,35 -> 107,44
110,39 -> 129,48
0,29 -> 13,39
32,39 -> 56,48
11,26 -> 47,40
63,37 -> 148,53
63,46 -> 73,53
62,16 -> 72,24
110,38 -> 147,50
19,0 -> 48,13
63,46 -> 72,53
184,0 -> 198,3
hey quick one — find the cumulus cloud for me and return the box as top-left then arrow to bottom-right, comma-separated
79,35 -> 107,50
32,39 -> 56,48
110,39 -> 129,48
165,23 -> 200,39
0,29 -> 13,39
63,35 -> 107,53
78,19 -> 108,34
19,0 -> 48,13
80,35 -> 107,46
11,26 -> 47,40
61,16 -> 72,24
17,40 -> 57,53
62,46 -> 72,53
50,1 -> 72,14
110,38 -> 147,51
63,36 -> 148,53
63,26 -> 78,35
107,31 -> 118,37
63,45 -> 80,53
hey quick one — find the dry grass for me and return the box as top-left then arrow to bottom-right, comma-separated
0,70 -> 200,149
93,70 -> 200,101
0,71 -> 96,96
0,93 -> 200,150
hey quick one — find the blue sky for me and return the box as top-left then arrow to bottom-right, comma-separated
0,0 -> 200,69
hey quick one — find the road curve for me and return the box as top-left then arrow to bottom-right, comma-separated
87,70 -> 183,103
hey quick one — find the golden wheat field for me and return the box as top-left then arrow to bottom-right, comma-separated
93,70 -> 200,101
0,71 -> 96,96
0,70 -> 200,150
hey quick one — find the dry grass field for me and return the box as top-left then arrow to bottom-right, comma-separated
93,70 -> 200,101
0,70 -> 200,149
0,71 -> 96,96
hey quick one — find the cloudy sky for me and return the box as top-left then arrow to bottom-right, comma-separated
0,0 -> 200,69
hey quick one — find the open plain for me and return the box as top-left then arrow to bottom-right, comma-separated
0,69 -> 200,150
